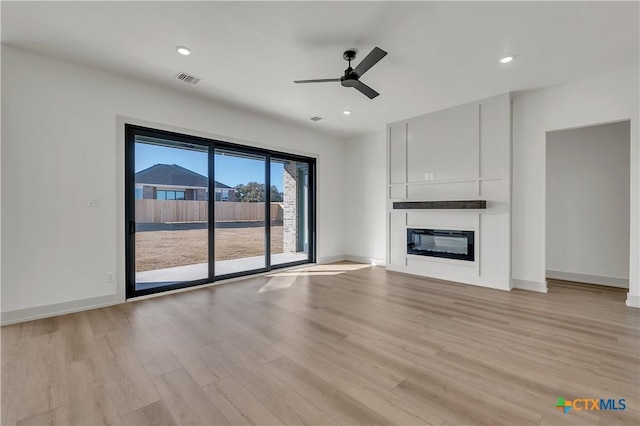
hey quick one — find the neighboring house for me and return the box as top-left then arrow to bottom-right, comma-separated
134,163 -> 236,201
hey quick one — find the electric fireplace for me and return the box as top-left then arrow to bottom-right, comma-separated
407,228 -> 474,261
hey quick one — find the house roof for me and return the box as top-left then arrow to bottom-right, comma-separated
135,164 -> 231,189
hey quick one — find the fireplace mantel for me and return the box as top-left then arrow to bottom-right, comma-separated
392,200 -> 486,210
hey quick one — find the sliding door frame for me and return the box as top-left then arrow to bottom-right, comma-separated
125,124 -> 316,299
212,145 -> 269,280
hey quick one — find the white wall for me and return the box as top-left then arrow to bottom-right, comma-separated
546,121 -> 630,287
0,45 -> 3,312
1,46 -> 346,323
343,130 -> 387,265
512,66 -> 639,306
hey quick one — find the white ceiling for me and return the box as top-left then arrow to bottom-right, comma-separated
2,1 -> 638,139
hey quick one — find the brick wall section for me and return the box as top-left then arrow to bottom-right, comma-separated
283,162 -> 298,253
196,188 -> 207,201
185,189 -> 195,200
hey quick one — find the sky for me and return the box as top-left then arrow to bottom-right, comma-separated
135,142 -> 284,190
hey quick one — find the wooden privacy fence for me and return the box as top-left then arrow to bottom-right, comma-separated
135,200 -> 283,223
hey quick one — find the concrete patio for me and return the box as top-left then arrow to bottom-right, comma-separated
135,252 -> 308,290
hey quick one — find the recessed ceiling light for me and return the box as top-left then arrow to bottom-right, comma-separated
343,110 -> 352,115
499,55 -> 514,64
176,46 -> 191,56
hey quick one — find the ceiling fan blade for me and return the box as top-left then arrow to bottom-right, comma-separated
353,81 -> 380,99
294,78 -> 341,84
353,47 -> 387,77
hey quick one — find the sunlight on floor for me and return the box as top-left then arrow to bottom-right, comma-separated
292,263 -> 372,273
264,271 -> 353,277
258,275 -> 298,293
258,262 -> 372,293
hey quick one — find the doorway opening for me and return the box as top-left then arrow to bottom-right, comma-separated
545,120 -> 630,290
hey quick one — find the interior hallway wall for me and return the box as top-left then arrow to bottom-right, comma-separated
512,65 -> 639,306
546,121 -> 630,287
343,130 -> 387,265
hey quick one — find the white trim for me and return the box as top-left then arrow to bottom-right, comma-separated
547,118 -> 633,134
345,255 -> 387,267
385,265 -> 510,291
317,255 -> 347,265
406,253 -> 476,267
2,263 -> 324,325
512,278 -> 548,293
1,294 -> 120,326
546,270 -> 629,289
625,293 -> 640,308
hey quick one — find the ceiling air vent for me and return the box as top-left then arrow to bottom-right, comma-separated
175,72 -> 202,85
310,116 -> 323,122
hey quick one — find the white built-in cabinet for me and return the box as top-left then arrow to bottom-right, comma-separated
386,93 -> 512,290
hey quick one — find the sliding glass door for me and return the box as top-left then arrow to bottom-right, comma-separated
125,125 -> 315,298
271,158 -> 310,266
214,149 -> 267,277
128,133 -> 211,293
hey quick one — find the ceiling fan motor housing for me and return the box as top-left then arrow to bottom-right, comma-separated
341,74 -> 359,87
341,67 -> 359,87
294,46 -> 386,99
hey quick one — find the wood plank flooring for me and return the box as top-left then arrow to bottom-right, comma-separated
2,264 -> 639,425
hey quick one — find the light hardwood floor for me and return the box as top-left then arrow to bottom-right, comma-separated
2,263 -> 639,425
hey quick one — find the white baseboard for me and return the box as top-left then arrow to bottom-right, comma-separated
1,294 -> 121,326
344,255 -> 386,267
1,258 -> 360,325
385,264 -> 510,291
512,278 -> 548,293
317,255 -> 347,264
626,293 -> 640,308
546,270 -> 628,288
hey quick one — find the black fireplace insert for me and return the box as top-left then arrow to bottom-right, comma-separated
407,228 -> 474,261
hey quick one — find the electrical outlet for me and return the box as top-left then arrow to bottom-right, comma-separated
88,199 -> 100,207
424,171 -> 437,181
107,272 -> 115,283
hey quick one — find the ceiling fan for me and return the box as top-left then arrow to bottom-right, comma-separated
294,47 -> 387,99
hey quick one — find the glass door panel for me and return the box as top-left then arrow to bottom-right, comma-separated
270,158 -> 310,266
133,135 -> 209,292
214,149 -> 267,276
127,125 -> 315,298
